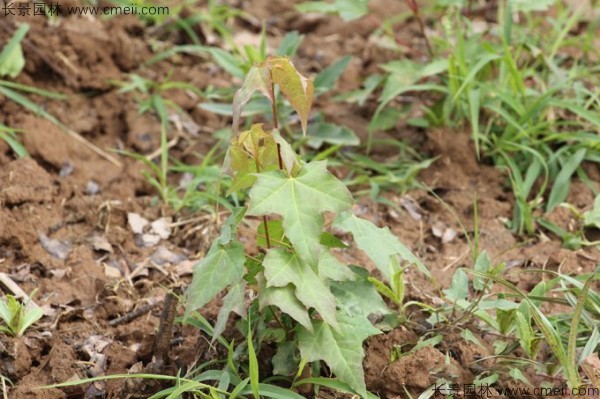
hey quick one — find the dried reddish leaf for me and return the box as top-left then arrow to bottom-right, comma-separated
265,57 -> 314,136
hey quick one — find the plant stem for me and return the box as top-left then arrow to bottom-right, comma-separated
257,68 -> 289,251
405,0 -> 434,58
415,12 -> 434,58
254,156 -> 272,249
269,69 -> 284,170
262,216 -> 272,248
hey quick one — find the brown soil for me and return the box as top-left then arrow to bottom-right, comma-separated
0,1 -> 598,399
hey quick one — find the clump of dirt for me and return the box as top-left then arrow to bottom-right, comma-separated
0,158 -> 55,206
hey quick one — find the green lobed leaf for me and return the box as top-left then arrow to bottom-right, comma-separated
217,207 -> 247,246
333,211 -> 429,280
319,232 -> 348,249
185,242 -> 245,316
266,57 -> 314,136
257,219 -> 287,249
272,341 -> 300,375
262,249 -> 338,329
247,161 -> 353,264
259,283 -> 312,332
331,277 -> 390,319
297,312 -> 380,398
444,269 -> 469,302
213,282 -> 246,341
318,251 -> 355,282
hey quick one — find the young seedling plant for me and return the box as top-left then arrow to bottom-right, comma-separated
0,294 -> 43,337
185,56 -> 431,398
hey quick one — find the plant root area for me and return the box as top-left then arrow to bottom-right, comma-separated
0,1 -> 599,398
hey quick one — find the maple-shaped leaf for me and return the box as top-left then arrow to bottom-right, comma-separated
262,248 -> 338,329
297,312 -> 380,398
318,251 -> 355,282
333,211 -> 430,281
226,124 -> 280,194
266,57 -> 314,136
213,282 -> 246,340
185,242 -> 245,316
247,161 -> 353,264
331,271 -> 390,319
232,66 -> 273,134
259,283 -> 312,332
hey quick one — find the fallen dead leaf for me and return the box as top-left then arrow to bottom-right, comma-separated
151,246 -> 186,266
441,228 -> 457,244
150,217 -> 172,240
399,196 -> 423,221
89,235 -> 113,253
103,262 -> 123,279
127,213 -> 149,235
431,223 -> 457,244
39,233 -> 72,260
582,353 -> 600,390
174,259 -> 195,276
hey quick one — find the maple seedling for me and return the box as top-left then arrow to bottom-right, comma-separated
185,56 -> 429,397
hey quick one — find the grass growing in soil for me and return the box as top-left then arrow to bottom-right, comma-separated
0,1 -> 599,399
368,0 -> 600,235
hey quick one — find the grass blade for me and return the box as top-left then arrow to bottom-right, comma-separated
468,88 -> 481,157
469,270 -> 582,387
247,321 -> 260,399
0,81 -> 67,100
568,275 -> 594,371
0,128 -> 27,158
546,148 -> 586,212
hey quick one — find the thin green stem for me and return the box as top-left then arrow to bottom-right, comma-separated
254,155 -> 272,249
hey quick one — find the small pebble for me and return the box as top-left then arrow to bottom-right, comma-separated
86,180 -> 100,195
59,161 -> 75,177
